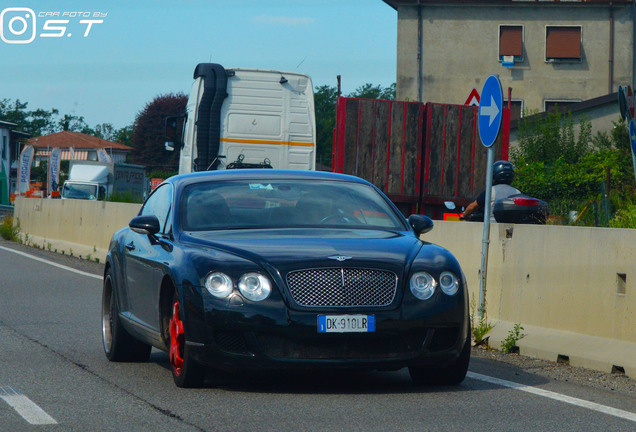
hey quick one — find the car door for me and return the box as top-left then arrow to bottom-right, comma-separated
123,184 -> 173,331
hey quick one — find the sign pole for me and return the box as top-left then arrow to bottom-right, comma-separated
477,75 -> 504,318
618,85 -> 636,182
479,148 -> 494,317
629,120 -> 636,183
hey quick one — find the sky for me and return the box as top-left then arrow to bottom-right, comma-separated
0,1 -> 397,131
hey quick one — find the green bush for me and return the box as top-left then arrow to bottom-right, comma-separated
610,201 -> 636,228
512,113 -> 636,226
0,216 -> 20,241
148,169 -> 177,180
106,191 -> 143,204
501,323 -> 526,354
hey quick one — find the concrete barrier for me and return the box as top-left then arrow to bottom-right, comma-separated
425,221 -> 636,377
12,198 -> 636,377
14,197 -> 140,262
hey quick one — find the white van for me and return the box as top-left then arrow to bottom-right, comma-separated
167,63 -> 316,174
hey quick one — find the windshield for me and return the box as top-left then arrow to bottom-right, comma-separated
62,183 -> 98,200
180,180 -> 407,231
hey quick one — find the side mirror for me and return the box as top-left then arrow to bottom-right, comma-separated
130,215 -> 161,236
408,214 -> 434,236
164,114 -> 185,151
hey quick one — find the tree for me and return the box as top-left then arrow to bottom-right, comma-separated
349,83 -> 396,100
58,114 -> 93,134
0,98 -> 59,136
131,93 -> 187,170
93,123 -> 115,141
113,125 -> 134,148
314,85 -> 339,168
511,111 -> 635,226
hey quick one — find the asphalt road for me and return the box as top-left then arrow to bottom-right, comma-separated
1,239 -> 636,431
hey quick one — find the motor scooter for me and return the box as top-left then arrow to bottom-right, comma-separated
445,194 -> 549,224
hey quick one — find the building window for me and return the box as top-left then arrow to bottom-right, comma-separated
545,26 -> 581,62
499,25 -> 523,64
504,100 -> 523,122
544,100 -> 580,113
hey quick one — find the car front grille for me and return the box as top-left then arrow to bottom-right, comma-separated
286,268 -> 398,307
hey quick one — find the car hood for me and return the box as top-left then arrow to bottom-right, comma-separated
181,228 -> 423,275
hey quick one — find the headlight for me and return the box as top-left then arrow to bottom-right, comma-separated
205,272 -> 233,298
238,273 -> 271,301
410,272 -> 436,300
439,271 -> 459,295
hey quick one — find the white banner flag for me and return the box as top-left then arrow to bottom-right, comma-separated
48,147 -> 62,197
18,145 -> 34,194
97,148 -> 112,163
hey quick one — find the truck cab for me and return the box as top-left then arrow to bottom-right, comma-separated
61,163 -> 110,200
61,161 -> 146,202
61,182 -> 106,200
166,63 -> 316,174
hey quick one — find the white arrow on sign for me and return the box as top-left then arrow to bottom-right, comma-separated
481,96 -> 500,127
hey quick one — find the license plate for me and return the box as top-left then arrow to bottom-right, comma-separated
317,315 -> 375,333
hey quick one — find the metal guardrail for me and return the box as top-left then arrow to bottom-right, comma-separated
0,205 -> 14,219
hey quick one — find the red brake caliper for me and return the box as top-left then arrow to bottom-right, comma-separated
169,301 -> 184,376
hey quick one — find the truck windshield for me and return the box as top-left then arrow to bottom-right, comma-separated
62,183 -> 98,200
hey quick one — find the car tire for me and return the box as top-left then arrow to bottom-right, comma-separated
409,325 -> 471,386
169,292 -> 206,388
102,268 -> 152,362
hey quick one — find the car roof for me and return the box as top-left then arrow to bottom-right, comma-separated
165,169 -> 371,189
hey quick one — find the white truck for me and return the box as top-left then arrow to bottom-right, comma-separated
61,161 -> 146,201
165,63 -> 316,173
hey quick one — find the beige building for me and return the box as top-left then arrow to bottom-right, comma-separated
383,0 -> 634,121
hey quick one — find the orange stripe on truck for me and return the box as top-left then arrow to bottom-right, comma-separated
220,138 -> 315,147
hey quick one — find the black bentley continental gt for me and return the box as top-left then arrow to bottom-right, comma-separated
102,170 -> 470,387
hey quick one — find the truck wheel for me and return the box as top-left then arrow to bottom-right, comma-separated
409,326 -> 471,386
102,269 -> 152,362
169,292 -> 205,388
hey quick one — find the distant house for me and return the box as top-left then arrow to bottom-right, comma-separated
27,131 -> 133,165
382,0 -> 633,121
510,92 -> 620,148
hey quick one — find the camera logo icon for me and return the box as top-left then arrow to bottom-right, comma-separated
1,8 -> 36,44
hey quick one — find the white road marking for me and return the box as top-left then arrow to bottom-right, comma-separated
0,245 -> 102,280
0,387 -> 57,425
468,371 -> 636,423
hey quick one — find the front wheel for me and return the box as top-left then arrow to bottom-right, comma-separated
409,327 -> 471,386
102,269 -> 152,362
169,292 -> 205,388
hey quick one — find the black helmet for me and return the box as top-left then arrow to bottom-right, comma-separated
493,160 -> 514,185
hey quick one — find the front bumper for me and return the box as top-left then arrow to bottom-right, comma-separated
182,285 -> 469,371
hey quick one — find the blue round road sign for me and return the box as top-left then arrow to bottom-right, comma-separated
629,119 -> 636,155
478,75 -> 504,148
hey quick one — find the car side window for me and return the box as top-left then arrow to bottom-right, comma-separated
140,184 -> 173,233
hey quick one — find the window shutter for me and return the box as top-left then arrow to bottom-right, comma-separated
546,27 -> 581,60
499,26 -> 523,57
